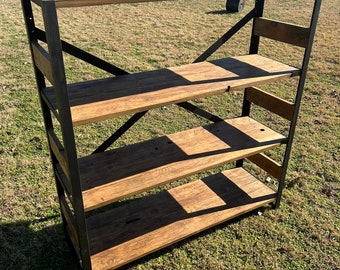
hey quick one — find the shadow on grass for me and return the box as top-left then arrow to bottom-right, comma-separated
0,217 -> 79,270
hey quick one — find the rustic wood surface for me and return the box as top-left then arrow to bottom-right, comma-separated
253,17 -> 310,48
245,86 -> 295,121
31,41 -> 54,84
247,153 -> 283,180
87,167 -> 276,270
78,116 -> 285,211
43,54 -> 299,126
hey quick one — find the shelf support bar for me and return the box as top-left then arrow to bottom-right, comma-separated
92,111 -> 148,154
177,102 -> 223,123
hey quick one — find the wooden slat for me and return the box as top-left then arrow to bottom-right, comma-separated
87,167 -> 276,270
31,41 -> 54,84
245,86 -> 295,121
41,91 -> 61,122
253,17 -> 310,48
60,196 -> 79,246
47,129 -> 66,172
43,54 -> 300,126
78,116 -> 285,211
47,129 -> 71,188
247,153 -> 283,180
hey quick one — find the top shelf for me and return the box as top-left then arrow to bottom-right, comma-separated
43,54 -> 299,126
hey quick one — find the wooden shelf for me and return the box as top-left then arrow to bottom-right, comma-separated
86,167 -> 276,270
72,117 -> 285,211
43,54 -> 299,126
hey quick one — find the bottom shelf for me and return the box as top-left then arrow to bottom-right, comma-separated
86,167 -> 276,270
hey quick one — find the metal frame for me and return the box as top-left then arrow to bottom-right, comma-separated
21,0 -> 321,268
21,0 -> 91,267
274,0 -> 322,208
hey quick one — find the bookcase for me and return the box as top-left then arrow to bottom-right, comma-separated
21,0 -> 321,269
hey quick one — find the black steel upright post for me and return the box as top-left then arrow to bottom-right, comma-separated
21,0 -> 81,264
21,0 -> 71,240
275,0 -> 322,208
242,0 -> 265,117
40,1 -> 91,268
249,0 -> 265,54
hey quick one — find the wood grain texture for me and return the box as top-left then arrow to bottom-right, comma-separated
253,17 -> 310,48
47,130 -> 68,178
247,153 -> 283,180
245,86 -> 295,121
43,54 -> 300,126
86,167 -> 276,270
31,41 -> 54,84
77,116 -> 285,211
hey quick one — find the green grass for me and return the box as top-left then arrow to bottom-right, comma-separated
0,0 -> 339,269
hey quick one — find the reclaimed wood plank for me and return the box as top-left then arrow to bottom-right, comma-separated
31,41 -> 54,84
253,18 -> 310,48
43,54 -> 300,126
247,153 -> 283,180
87,167 -> 276,270
78,117 -> 285,211
47,130 -> 70,181
245,86 -> 295,121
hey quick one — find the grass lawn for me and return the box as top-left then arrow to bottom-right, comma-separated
0,0 -> 339,269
